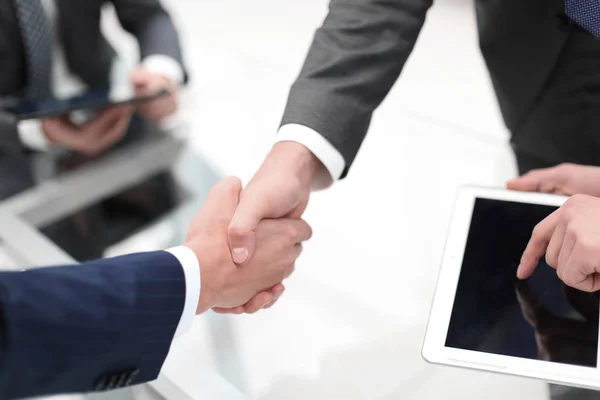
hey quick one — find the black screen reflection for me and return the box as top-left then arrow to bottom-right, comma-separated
445,199 -> 600,368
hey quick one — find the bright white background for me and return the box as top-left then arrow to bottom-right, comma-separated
105,0 -> 551,398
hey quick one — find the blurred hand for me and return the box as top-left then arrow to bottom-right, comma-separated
212,142 -> 322,314
130,67 -> 179,124
42,106 -> 132,156
185,177 -> 313,314
515,281 -> 598,366
518,194 -> 600,292
507,163 -> 600,197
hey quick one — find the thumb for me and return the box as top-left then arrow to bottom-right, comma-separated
227,191 -> 267,265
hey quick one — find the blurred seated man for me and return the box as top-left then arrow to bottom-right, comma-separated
0,0 -> 186,259
0,0 -> 184,198
0,177 -> 311,399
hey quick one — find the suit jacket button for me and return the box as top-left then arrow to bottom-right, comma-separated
106,374 -> 120,389
125,369 -> 140,386
95,376 -> 108,391
116,371 -> 130,388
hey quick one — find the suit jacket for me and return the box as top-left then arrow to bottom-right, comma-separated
280,0 -> 572,177
0,251 -> 185,400
0,0 -> 186,152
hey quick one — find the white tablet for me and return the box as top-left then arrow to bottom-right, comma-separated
423,186 -> 600,390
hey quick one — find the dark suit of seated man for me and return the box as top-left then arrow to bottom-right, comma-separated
0,0 -> 189,262
0,177 -> 312,400
0,0 -> 187,199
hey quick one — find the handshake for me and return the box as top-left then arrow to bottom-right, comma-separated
185,176 -> 312,315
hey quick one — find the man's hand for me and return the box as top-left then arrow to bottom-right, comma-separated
212,142 -> 321,314
185,177 -> 313,314
507,163 -> 600,197
42,106 -> 132,156
130,67 -> 179,124
518,194 -> 600,292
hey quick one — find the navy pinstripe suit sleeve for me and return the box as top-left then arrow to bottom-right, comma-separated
0,250 -> 186,400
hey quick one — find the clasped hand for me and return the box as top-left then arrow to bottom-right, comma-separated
185,177 -> 312,315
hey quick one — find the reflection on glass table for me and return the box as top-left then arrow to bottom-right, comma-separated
39,170 -> 181,261
17,118 -> 186,262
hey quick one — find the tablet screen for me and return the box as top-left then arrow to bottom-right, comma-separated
446,198 -> 600,368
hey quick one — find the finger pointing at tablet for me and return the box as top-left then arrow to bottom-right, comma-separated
518,208 -> 561,279
518,195 -> 600,293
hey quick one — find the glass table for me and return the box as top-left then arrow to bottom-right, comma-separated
0,127 -> 246,400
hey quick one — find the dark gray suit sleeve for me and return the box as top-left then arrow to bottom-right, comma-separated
0,110 -> 23,153
281,0 -> 433,177
111,0 -> 187,79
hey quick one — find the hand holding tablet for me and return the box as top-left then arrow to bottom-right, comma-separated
42,106 -> 134,156
423,187 -> 600,390
507,163 -> 600,198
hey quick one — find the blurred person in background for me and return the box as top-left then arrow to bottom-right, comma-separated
0,0 -> 186,260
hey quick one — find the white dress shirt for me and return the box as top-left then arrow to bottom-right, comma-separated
165,246 -> 201,338
18,0 -> 185,152
275,124 -> 346,190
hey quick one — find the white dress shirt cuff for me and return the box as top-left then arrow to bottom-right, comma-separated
166,246 -> 200,338
18,119 -> 51,152
276,124 -> 346,190
142,55 -> 185,86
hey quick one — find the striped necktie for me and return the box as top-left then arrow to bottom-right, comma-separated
565,0 -> 600,38
14,0 -> 54,99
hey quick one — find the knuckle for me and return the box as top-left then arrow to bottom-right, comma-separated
531,224 -> 543,240
284,224 -> 298,239
303,222 -> 313,240
283,264 -> 296,279
228,224 -> 249,241
221,176 -> 243,194
558,163 -> 574,171
287,251 -> 298,265
570,194 -> 585,204
564,198 -> 576,212
545,252 -> 557,268
578,236 -> 595,252
565,223 -> 579,239
562,274 -> 577,288
562,276 -> 573,287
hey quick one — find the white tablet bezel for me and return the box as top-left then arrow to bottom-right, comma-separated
422,186 -> 600,389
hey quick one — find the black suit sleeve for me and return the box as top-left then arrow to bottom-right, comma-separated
0,251 -> 186,400
0,110 -> 24,153
280,0 -> 433,177
111,0 -> 188,80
